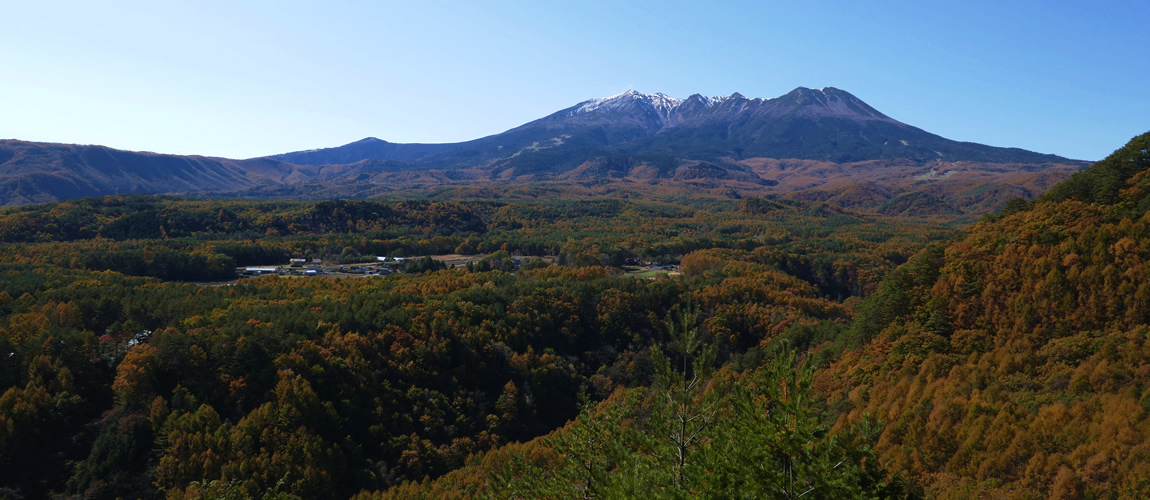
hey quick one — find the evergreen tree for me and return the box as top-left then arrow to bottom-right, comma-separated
707,345 -> 904,498
643,301 -> 722,495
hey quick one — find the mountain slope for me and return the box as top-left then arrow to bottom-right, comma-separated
647,87 -> 1068,163
1039,131 -> 1150,207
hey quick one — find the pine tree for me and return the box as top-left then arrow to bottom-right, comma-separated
645,301 -> 721,494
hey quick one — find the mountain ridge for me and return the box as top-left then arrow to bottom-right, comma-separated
267,137 -> 462,165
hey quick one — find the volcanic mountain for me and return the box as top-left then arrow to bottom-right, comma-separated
1,87 -> 1087,211
269,87 -> 1072,167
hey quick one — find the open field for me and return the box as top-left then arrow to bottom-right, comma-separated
428,253 -> 489,266
622,266 -> 679,279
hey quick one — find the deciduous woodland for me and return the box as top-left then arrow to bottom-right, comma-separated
1,132 -> 1148,499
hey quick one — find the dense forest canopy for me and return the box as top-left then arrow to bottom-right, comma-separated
1,131 -> 1148,499
820,131 -> 1150,498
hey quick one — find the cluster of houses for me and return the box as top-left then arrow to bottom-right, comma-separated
236,255 -> 663,280
624,257 -> 679,272
238,256 -> 408,279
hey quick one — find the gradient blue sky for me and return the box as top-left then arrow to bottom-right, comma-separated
1,0 -> 1146,161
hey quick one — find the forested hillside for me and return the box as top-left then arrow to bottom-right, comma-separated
821,131 -> 1150,498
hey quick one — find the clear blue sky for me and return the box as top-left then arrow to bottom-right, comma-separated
1,0 -> 1146,161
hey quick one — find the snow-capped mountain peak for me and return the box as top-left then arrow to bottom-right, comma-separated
570,90 -> 685,117
555,87 -> 907,131
570,90 -> 776,119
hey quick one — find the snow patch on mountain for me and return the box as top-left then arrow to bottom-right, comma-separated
570,90 -> 777,118
700,94 -> 740,107
561,87 -> 901,127
572,90 -> 684,116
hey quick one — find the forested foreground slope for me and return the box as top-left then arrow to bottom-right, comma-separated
821,131 -> 1150,498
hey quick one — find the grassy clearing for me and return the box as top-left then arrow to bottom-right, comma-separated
623,267 -> 676,279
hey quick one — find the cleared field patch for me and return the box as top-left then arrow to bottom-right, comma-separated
622,266 -> 678,279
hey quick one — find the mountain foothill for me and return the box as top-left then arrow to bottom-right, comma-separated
1,87 -> 1086,217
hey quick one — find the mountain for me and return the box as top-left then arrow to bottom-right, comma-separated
1,87 -> 1088,210
269,87 -> 1075,168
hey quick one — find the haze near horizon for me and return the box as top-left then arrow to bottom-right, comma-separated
1,0 -> 1146,162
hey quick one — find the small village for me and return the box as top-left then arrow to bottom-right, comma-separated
237,255 -> 679,279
